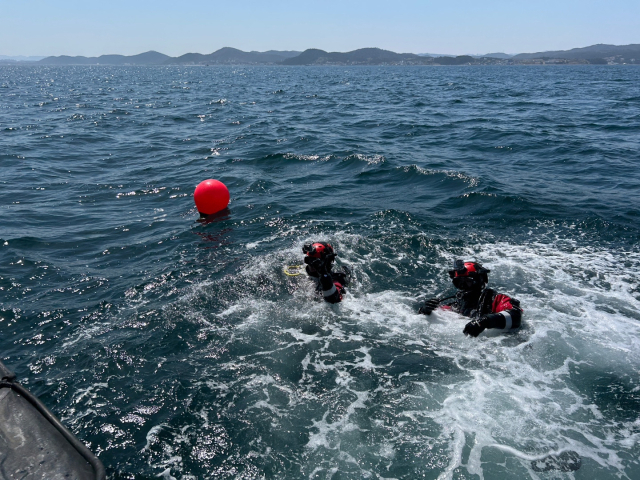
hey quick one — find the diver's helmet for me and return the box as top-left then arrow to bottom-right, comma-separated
448,259 -> 490,290
303,242 -> 337,270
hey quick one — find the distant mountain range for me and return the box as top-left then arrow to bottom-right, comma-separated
482,53 -> 514,59
419,52 -> 514,59
34,49 -> 301,66
281,48 -> 427,65
512,44 -> 640,61
170,48 -> 301,65
38,51 -> 172,65
0,55 -> 46,62
1,44 -> 638,66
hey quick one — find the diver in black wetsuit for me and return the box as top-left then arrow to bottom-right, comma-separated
303,242 -> 350,304
419,260 -> 523,337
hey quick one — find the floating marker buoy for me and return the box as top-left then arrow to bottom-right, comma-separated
194,179 -> 230,215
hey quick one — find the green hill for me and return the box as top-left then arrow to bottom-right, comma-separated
40,51 -> 170,65
282,48 -> 431,65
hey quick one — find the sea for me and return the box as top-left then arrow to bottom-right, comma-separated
1,65 -> 639,479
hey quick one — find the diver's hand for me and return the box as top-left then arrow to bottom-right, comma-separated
419,298 -> 440,315
305,257 -> 330,275
304,256 -> 322,270
463,317 -> 487,337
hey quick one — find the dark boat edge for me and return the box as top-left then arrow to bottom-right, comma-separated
0,360 -> 106,480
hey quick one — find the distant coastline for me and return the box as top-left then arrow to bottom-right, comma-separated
1,44 -> 639,66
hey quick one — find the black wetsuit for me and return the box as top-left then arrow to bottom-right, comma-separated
306,265 -> 349,304
442,288 -> 523,335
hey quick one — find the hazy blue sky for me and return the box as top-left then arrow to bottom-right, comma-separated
1,0 -> 638,56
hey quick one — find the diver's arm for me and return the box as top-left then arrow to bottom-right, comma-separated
477,309 -> 522,330
489,294 -> 523,329
418,295 -> 457,315
418,298 -> 440,315
319,273 -> 342,304
463,294 -> 523,337
304,256 -> 322,278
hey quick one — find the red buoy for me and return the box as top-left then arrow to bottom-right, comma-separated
194,179 -> 229,215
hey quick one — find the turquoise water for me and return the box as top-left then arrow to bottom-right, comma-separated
1,65 -> 639,479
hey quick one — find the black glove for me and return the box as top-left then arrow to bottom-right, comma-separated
419,298 -> 440,315
306,257 -> 330,275
463,317 -> 487,337
304,256 -> 321,269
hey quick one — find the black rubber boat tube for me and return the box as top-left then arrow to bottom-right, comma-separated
0,373 -> 106,480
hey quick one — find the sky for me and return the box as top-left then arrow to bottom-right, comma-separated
1,0 -> 639,57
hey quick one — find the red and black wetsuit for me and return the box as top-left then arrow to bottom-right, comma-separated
306,266 -> 349,304
303,242 -> 349,304
307,267 -> 348,303
420,261 -> 523,336
442,288 -> 523,332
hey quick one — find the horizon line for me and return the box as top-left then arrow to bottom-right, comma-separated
3,42 -> 639,59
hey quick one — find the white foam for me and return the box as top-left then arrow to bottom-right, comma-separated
143,424 -> 167,452
181,232 -> 640,478
409,240 -> 640,478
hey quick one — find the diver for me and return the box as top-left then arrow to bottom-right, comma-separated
418,259 -> 523,337
303,242 -> 350,304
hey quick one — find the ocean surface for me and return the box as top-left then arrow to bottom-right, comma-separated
1,65 -> 639,479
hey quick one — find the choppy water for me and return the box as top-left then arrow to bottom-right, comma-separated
1,64 -> 640,479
